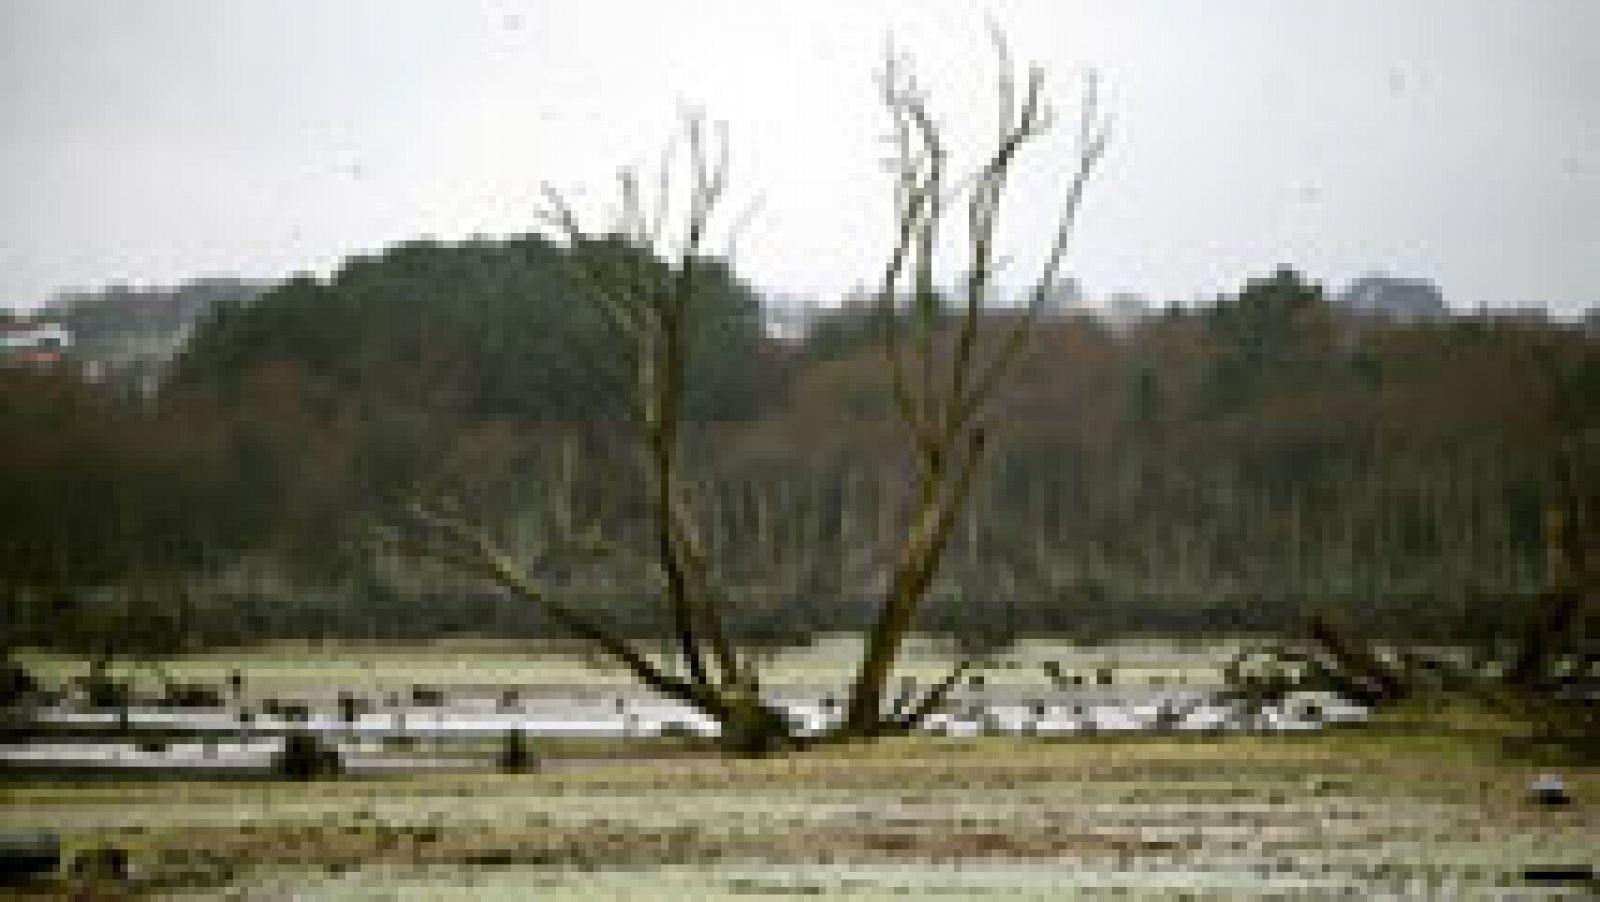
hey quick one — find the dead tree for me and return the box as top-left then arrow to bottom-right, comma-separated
840,35 -> 1108,736
392,32 -> 1108,754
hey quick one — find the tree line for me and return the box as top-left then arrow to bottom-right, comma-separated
5,248 -> 1591,659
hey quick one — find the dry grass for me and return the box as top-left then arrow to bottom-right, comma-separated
5,730 -> 1594,897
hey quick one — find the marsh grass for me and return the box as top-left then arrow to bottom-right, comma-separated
6,642 -> 1593,895
5,730 -> 1592,897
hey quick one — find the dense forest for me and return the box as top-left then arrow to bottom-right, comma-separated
2,239 -> 1595,656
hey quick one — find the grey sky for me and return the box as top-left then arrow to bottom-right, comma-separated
2,0 -> 1596,313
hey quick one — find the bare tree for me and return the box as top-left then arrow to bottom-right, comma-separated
841,34 -> 1108,736
394,31 -> 1109,754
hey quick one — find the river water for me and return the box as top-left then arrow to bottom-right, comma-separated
2,686 -> 1365,774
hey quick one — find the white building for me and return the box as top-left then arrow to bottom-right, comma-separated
0,321 -> 73,364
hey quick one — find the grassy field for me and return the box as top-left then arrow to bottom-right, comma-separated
4,728 -> 1594,898
6,641 -> 1594,897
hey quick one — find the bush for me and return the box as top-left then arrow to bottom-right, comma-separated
272,731 -> 343,779
410,685 -> 445,707
162,683 -> 224,708
80,674 -> 133,710
0,658 -> 39,707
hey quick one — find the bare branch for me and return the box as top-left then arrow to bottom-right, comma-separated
403,500 -> 713,707
874,56 -> 943,458
890,657 -> 981,733
647,134 -> 678,245
723,194 -> 766,263
987,18 -> 1015,145
841,34 -> 1108,739
951,71 -> 1110,432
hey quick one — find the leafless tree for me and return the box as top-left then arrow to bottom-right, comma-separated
393,31 -> 1109,754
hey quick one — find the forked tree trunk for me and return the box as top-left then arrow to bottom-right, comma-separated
398,30 -> 1107,755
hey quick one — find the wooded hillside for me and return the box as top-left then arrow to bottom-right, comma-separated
3,247 -> 1593,652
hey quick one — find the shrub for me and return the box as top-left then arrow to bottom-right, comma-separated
81,675 -> 133,710
162,683 -> 224,708
272,731 -> 343,779
0,658 -> 39,707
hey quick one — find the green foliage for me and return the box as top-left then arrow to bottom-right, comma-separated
1199,267 -> 1329,412
175,236 -> 774,424
153,234 -> 778,579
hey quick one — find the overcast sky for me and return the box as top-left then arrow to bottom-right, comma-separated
2,0 -> 1596,313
